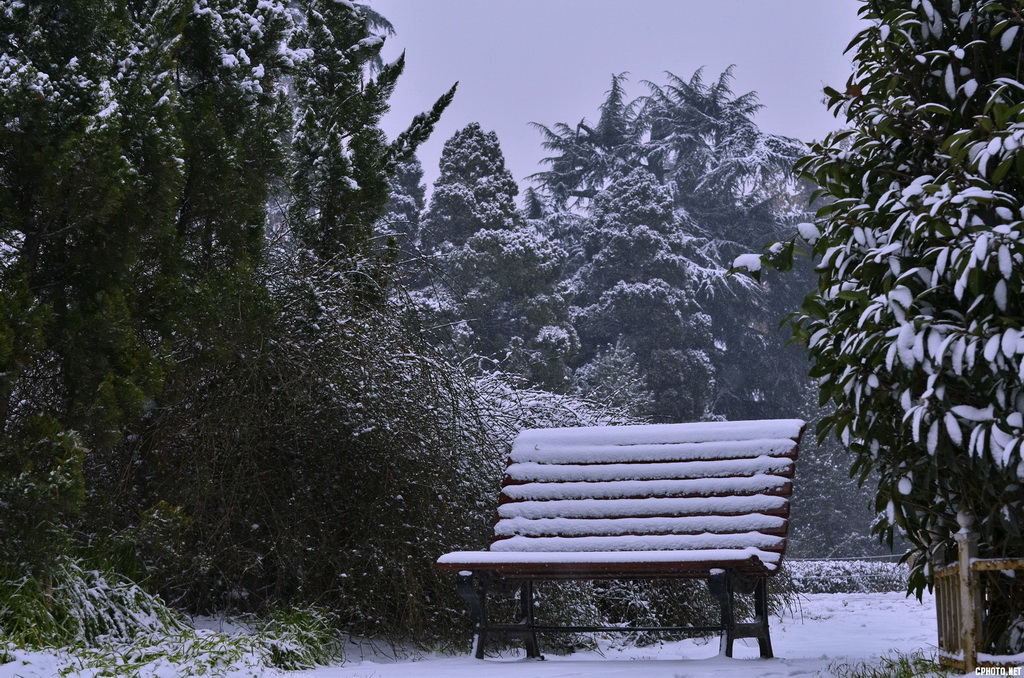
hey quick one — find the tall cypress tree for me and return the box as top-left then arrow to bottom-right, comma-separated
288,0 -> 454,262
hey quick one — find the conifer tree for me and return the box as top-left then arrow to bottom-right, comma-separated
0,0 -> 200,570
419,123 -> 522,251
532,70 -> 811,422
531,73 -> 640,206
418,123 -> 576,389
571,167 -> 716,421
379,156 -> 427,244
288,0 -> 454,262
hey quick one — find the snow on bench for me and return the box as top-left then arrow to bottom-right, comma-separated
435,418 -> 806,659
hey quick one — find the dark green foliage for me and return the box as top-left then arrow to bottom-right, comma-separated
419,123 -> 523,250
380,156 -> 427,243
532,70 -> 812,424
417,124 -> 577,391
288,0 -> 454,261
132,254 -> 504,638
0,417 -> 85,575
0,0 -> 478,646
569,167 -> 717,421
757,0 -> 1024,618
571,340 -> 654,418
531,73 -> 642,205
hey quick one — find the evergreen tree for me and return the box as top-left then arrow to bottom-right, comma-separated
750,1 -> 1024,633
640,67 -> 805,244
531,73 -> 641,206
287,0 -> 454,262
0,0 -> 197,571
0,1 -> 470,640
379,155 -> 427,244
419,122 -> 521,251
532,69 -> 812,423
418,123 -> 576,390
572,340 -> 655,418
570,167 -> 716,421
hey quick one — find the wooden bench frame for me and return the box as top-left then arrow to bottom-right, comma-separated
436,419 -> 805,659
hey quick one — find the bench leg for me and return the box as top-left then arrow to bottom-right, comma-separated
456,572 -> 490,658
708,573 -> 774,659
753,577 -> 773,658
708,571 -> 736,657
519,581 -> 542,659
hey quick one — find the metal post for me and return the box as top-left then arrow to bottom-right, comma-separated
955,511 -> 981,673
456,572 -> 490,659
519,581 -> 542,659
753,577 -> 773,658
708,571 -> 735,657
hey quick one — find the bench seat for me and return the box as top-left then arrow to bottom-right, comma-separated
436,547 -> 780,579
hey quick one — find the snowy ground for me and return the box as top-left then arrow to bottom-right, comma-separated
299,592 -> 940,678
0,592 -> 944,677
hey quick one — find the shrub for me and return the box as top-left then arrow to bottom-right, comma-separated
786,560 -> 909,594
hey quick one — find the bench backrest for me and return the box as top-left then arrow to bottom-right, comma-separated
492,419 -> 805,562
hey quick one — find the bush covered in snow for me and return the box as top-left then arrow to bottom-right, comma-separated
0,558 -> 339,676
785,560 -> 908,594
750,0 -> 1024,647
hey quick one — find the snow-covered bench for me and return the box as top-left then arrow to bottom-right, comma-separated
436,418 -> 806,659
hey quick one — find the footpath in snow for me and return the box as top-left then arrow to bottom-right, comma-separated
300,591 -> 940,678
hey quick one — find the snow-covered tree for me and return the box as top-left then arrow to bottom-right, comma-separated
419,122 -> 521,250
0,0 -> 474,640
418,124 -> 577,390
531,73 -> 642,206
379,155 -> 427,244
748,1 -> 1024,620
640,67 -> 805,245
532,70 -> 812,423
570,167 -> 717,421
287,1 -> 453,262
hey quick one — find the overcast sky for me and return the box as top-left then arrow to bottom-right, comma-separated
373,1 -> 866,193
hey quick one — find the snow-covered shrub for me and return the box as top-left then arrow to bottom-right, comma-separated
747,1 -> 1024,622
786,560 -> 908,594
255,605 -> 339,670
0,558 -> 185,649
829,651 -> 943,678
0,559 -> 343,675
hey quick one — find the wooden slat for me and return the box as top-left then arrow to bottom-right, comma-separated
489,532 -> 786,554
492,514 -> 787,539
435,548 -> 782,578
501,475 -> 793,503
511,439 -> 798,465
497,495 -> 791,521
512,419 -> 805,450
505,457 -> 795,483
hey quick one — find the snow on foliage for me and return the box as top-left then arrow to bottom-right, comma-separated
786,559 -> 908,594
756,0 -> 1024,600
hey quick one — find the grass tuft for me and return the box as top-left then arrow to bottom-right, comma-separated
828,651 -> 949,678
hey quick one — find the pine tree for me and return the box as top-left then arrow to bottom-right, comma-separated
531,73 -> 641,206
530,70 -> 813,422
287,0 -> 454,262
379,155 -> 427,244
419,122 -> 522,251
640,67 -> 805,242
0,0 -> 210,572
